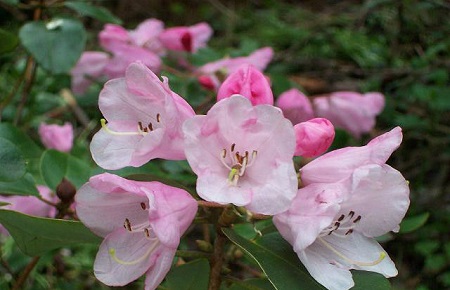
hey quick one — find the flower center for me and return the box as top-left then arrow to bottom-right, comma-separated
219,143 -> 257,186
318,210 -> 386,267
100,113 -> 162,136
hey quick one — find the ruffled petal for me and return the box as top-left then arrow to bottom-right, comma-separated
144,246 -> 176,290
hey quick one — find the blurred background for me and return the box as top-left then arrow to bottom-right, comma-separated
0,1 -> 449,289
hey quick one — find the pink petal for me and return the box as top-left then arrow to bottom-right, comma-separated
38,122 -> 74,152
294,118 -> 335,158
300,127 -> 402,185
71,51 -> 110,95
276,88 -> 314,125
144,247 -> 176,290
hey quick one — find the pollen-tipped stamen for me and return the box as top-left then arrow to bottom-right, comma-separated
318,237 -> 386,267
101,119 -> 147,136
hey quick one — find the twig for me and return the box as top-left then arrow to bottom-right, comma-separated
208,228 -> 226,290
13,56 -> 36,125
12,256 -> 40,290
198,200 -> 228,208
60,89 -> 90,128
0,71 -> 24,121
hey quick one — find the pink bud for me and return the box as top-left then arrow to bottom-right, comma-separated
217,64 -> 273,105
294,118 -> 335,158
276,89 -> 314,124
38,122 -> 74,152
198,75 -> 218,91
159,22 -> 212,53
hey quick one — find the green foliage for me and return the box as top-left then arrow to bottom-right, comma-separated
64,1 -> 122,25
0,209 -> 101,256
19,18 -> 86,74
0,137 -> 26,182
399,212 -> 429,234
162,259 -> 210,290
0,28 -> 19,54
0,173 -> 39,196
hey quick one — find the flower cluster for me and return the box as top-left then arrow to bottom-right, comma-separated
73,20 -> 409,290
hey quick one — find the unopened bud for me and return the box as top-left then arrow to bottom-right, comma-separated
196,240 -> 213,252
56,178 -> 76,204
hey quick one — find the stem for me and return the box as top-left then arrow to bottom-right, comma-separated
12,256 -> 40,290
0,73 -> 24,121
13,56 -> 36,125
60,89 -> 90,128
208,229 -> 226,290
176,250 -> 211,259
198,200 -> 228,208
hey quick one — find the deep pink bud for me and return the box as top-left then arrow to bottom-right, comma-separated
276,89 -> 314,124
38,122 -> 74,152
217,64 -> 273,105
198,75 -> 218,91
294,118 -> 335,158
159,22 -> 212,53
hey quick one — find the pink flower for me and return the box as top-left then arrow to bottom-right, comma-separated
90,62 -> 195,170
274,163 -> 409,290
75,173 -> 197,289
183,95 -> 297,215
71,52 -> 110,95
294,118 -> 335,158
197,47 -> 274,90
100,19 -> 165,55
276,89 -> 314,124
300,127 -> 402,185
217,64 -> 273,105
38,122 -> 74,152
159,22 -> 213,53
0,185 -> 56,235
313,91 -> 385,138
103,44 -> 162,79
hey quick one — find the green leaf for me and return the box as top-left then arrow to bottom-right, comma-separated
19,18 -> 86,74
226,278 -> 275,290
0,137 -> 26,182
0,173 -> 39,196
40,150 -> 91,190
0,209 -> 101,256
65,1 -> 122,25
351,271 -> 391,290
399,212 -> 430,234
0,0 -> 18,5
0,124 -> 42,160
223,229 -> 325,290
162,259 -> 210,290
0,202 -> 10,207
0,28 -> 19,54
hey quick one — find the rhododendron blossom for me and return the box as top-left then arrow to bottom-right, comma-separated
197,47 -> 274,90
217,64 -> 273,105
71,51 -> 110,95
90,62 -> 195,170
276,88 -> 314,124
75,173 -> 197,289
274,163 -> 409,290
183,95 -> 297,215
294,118 -> 335,158
313,91 -> 385,138
159,22 -> 213,53
38,122 -> 74,152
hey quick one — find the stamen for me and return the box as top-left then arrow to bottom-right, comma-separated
124,218 -> 132,232
353,215 -> 361,223
101,119 -> 143,136
156,113 -> 161,123
348,211 -> 355,218
144,228 -> 150,237
337,214 -> 345,221
108,241 -> 159,266
140,202 -> 147,210
231,143 -> 235,152
148,123 -> 153,131
222,149 -> 227,158
318,237 -> 386,267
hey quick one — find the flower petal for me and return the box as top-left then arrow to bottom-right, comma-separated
144,246 -> 176,290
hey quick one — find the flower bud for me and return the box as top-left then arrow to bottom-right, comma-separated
276,88 -> 314,124
38,122 -> 73,152
159,22 -> 212,53
294,118 -> 335,158
217,64 -> 273,105
56,178 -> 77,204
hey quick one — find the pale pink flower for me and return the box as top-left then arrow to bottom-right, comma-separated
75,173 -> 197,289
71,51 -> 110,95
217,64 -> 273,105
197,47 -> 274,91
100,19 -> 165,55
159,22 -> 213,53
294,118 -> 335,158
183,95 -> 297,215
313,91 -> 385,138
300,127 -> 402,185
0,185 -> 57,235
38,122 -> 74,152
276,89 -> 314,124
274,163 -> 409,290
90,62 -> 195,170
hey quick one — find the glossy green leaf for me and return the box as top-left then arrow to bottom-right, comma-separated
226,278 -> 275,290
40,150 -> 91,190
0,0 -> 18,5
0,137 -> 26,182
351,271 -> 391,290
399,212 -> 430,234
0,173 -> 39,196
65,1 -> 122,24
0,28 -> 19,54
0,209 -> 101,256
0,124 -> 42,160
19,18 -> 86,74
162,259 -> 210,290
223,229 -> 325,290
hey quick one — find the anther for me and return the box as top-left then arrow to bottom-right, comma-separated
148,123 -> 153,131
345,229 -> 353,235
348,211 -> 355,218
222,149 -> 227,158
138,122 -> 144,131
124,218 -> 132,232
231,143 -> 235,152
140,202 -> 147,210
156,113 -> 161,123
144,228 -> 150,238
338,214 -> 345,221
353,215 -> 361,223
